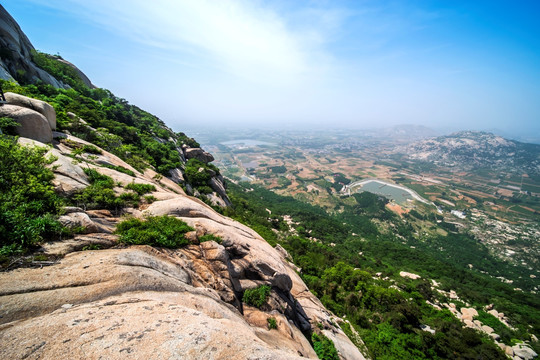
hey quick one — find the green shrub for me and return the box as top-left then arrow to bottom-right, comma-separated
311,333 -> 340,360
73,168 -> 125,210
184,159 -> 213,186
267,317 -> 278,330
198,185 -> 214,194
83,168 -> 115,188
176,132 -> 200,148
144,195 -> 157,204
198,234 -> 222,244
125,182 -> 156,195
0,117 -> 19,135
81,144 -> 102,154
115,215 -> 193,248
74,186 -> 122,210
119,191 -> 140,206
243,285 -> 271,308
0,136 -> 63,255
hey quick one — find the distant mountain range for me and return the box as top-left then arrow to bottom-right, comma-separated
398,131 -> 540,174
362,124 -> 439,142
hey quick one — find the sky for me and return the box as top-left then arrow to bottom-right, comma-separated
3,0 -> 540,136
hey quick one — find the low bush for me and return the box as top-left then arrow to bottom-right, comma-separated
115,215 -> 193,248
125,182 -> 156,195
74,168 -> 124,210
243,285 -> 271,308
81,144 -> 102,154
83,168 -> 115,188
144,195 -> 157,204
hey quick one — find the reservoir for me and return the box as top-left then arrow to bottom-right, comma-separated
346,179 -> 426,205
221,139 -> 274,147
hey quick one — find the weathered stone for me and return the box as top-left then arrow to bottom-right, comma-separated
275,244 -> 292,260
63,206 -> 84,214
481,325 -> 494,334
5,92 -> 56,130
399,271 -> 421,280
40,233 -> 118,256
184,230 -> 199,244
185,147 -> 214,163
460,307 -> 478,320
209,176 -> 232,206
0,291 -> 311,360
512,344 -> 537,360
463,319 -> 475,328
52,174 -> 88,195
168,167 -> 184,183
58,212 -> 106,234
0,105 -> 52,142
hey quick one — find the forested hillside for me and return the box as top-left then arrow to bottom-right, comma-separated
223,181 -> 539,358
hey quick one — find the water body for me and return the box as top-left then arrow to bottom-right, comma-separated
357,181 -> 413,205
221,139 -> 274,146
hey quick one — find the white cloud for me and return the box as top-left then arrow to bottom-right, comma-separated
32,0 -> 334,84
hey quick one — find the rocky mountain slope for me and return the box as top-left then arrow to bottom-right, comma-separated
399,131 -> 540,174
0,129 -> 363,359
0,5 -> 90,88
0,5 -> 364,360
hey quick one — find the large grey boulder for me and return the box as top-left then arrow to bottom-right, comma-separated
0,105 -> 52,143
209,176 -> 232,206
58,212 -> 110,234
5,92 -> 56,130
185,147 -> 215,163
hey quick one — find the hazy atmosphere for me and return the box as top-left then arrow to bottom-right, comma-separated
5,0 -> 540,136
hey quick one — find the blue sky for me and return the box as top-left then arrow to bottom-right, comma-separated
3,0 -> 540,136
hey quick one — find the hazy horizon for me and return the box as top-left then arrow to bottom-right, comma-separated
5,1 -> 540,139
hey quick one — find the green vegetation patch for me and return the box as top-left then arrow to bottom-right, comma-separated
243,285 -> 271,308
312,333 -> 340,360
125,182 -> 156,195
267,317 -> 277,330
115,215 -> 194,248
74,168 -> 137,210
0,136 -> 64,255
